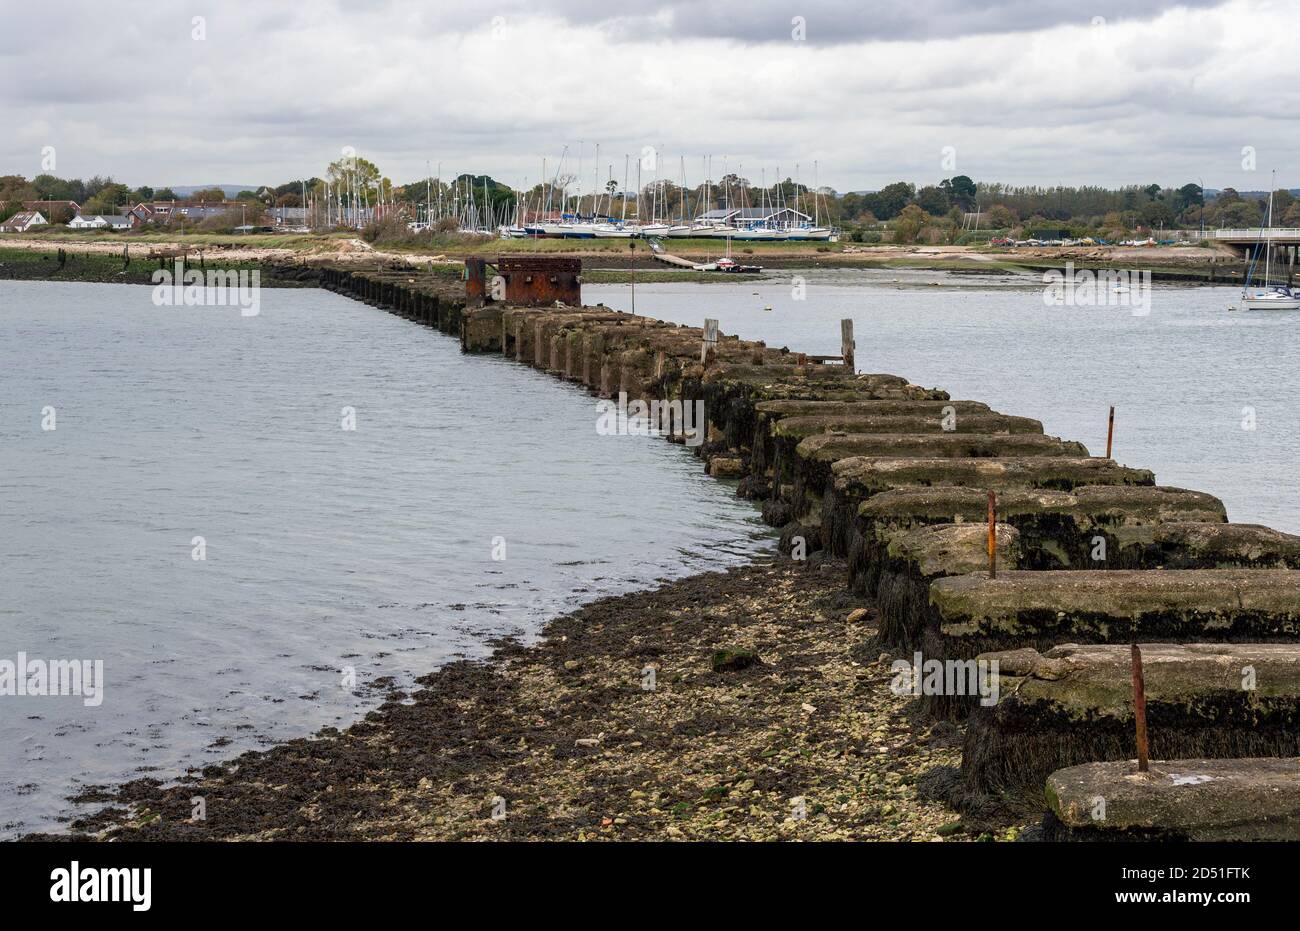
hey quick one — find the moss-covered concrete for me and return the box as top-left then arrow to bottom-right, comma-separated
685,370 -> 950,460
763,413 -> 1044,486
847,486 -> 1229,587
956,643 -> 1300,809
1111,521 -> 1300,569
794,434 -> 1090,522
751,400 -> 999,476
1046,757 -> 1300,840
930,568 -> 1300,655
820,457 -> 1155,557
875,523 -> 1022,650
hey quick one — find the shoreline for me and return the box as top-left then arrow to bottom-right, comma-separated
13,261 -> 1296,844
1,235 -> 1252,285
26,556 -> 996,842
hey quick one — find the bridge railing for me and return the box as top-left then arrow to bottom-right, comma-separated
1206,228 -> 1300,240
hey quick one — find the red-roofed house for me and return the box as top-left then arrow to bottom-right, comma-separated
24,199 -> 80,216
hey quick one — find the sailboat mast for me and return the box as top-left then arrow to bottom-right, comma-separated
622,155 -> 629,223
1266,170 -> 1275,285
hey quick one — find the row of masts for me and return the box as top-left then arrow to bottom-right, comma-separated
297,147 -> 834,235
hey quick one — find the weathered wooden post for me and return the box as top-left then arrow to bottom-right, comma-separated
1131,643 -> 1149,772
841,319 -> 855,372
701,318 -> 719,365
987,490 -> 997,579
1105,406 -> 1115,459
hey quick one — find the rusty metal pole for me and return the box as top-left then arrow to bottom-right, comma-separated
1131,643 -> 1149,772
987,490 -> 997,579
1106,406 -> 1115,459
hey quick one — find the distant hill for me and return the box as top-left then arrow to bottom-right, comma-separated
162,185 -> 259,198
1205,189 -> 1300,200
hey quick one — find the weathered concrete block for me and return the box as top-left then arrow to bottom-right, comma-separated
822,456 -> 1155,556
874,523 -> 1021,648
764,412 -> 1043,486
1046,757 -> 1300,840
848,486 -> 1228,591
1111,522 -> 1300,570
708,457 -> 746,479
750,399 -> 999,475
682,370 -> 952,466
795,433 -> 1089,518
928,569 -> 1300,659
963,643 -> 1300,805
461,306 -> 503,353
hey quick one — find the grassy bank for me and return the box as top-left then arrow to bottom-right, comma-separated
0,246 -> 317,286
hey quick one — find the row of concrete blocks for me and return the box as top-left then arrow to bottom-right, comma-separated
743,395 -> 1300,838
352,286 -> 1300,841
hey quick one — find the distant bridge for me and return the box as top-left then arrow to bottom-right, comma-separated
1193,228 -> 1300,260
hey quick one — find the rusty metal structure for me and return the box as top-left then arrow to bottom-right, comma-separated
464,255 -> 581,307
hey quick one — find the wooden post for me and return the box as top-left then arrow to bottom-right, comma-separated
701,318 -> 719,365
1105,406 -> 1115,459
987,490 -> 997,579
1131,643 -> 1149,772
841,319 -> 855,372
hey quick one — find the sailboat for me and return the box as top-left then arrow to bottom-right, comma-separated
1241,173 -> 1300,310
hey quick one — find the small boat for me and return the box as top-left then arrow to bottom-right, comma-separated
1240,173 -> 1300,310
1241,284 -> 1300,310
785,226 -> 835,242
692,256 -> 762,274
592,224 -> 634,238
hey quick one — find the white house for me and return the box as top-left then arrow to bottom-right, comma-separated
0,210 -> 47,233
67,214 -> 134,231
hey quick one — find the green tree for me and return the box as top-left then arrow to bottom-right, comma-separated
190,187 -> 228,203
869,181 -> 915,220
892,203 -> 929,243
940,175 -> 977,210
916,185 -> 950,215
1175,183 -> 1203,213
986,204 -> 1016,228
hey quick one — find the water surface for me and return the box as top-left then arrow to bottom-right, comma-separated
0,281 -> 770,837
592,269 -> 1300,533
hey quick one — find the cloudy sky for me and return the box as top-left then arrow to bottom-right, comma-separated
2,0 -> 1297,192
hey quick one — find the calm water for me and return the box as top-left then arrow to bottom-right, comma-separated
0,281 -> 770,837
592,268 -> 1300,534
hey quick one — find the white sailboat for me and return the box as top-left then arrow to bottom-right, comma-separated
1241,173 -> 1300,310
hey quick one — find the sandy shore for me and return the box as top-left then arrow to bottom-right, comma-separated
29,556 -> 1019,842
1,232 -> 1238,273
